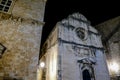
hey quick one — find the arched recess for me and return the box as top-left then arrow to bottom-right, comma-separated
78,61 -> 96,80
82,69 -> 91,80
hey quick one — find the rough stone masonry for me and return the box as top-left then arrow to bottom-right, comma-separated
0,0 -> 46,80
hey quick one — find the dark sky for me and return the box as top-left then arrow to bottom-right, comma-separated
41,0 -> 119,46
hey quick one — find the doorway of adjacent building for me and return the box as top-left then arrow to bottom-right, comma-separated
82,69 -> 91,80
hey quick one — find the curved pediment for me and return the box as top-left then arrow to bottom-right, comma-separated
60,13 -> 90,29
68,12 -> 88,22
57,13 -> 103,48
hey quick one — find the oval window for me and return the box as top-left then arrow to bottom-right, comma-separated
75,27 -> 86,40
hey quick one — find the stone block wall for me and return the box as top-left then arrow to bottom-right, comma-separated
12,0 -> 46,22
0,0 -> 46,79
39,27 -> 58,80
0,16 -> 44,80
96,16 -> 120,77
95,16 -> 120,41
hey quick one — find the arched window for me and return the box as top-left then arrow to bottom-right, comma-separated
82,69 -> 91,80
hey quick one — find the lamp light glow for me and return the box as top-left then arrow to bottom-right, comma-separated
109,61 -> 119,73
40,62 -> 45,68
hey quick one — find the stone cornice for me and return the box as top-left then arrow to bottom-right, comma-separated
0,12 -> 45,26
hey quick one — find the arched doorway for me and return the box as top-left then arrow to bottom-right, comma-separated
82,69 -> 91,80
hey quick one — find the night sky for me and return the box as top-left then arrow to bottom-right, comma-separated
41,0 -> 119,46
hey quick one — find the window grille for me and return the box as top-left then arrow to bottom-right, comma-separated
0,0 -> 12,12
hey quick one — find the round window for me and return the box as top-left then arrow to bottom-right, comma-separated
75,27 -> 87,40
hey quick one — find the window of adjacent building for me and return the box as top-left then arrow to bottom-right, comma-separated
0,43 -> 6,58
0,0 -> 12,12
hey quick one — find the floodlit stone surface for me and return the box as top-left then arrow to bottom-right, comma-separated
12,0 -> 46,21
96,16 -> 120,78
40,13 -> 110,80
0,0 -> 46,80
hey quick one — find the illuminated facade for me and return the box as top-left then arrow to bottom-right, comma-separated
39,13 -> 110,80
0,0 -> 46,80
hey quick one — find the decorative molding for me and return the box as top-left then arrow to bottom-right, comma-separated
0,13 -> 45,26
69,15 -> 91,25
60,22 -> 75,30
88,30 -> 100,36
58,38 -> 104,50
77,57 -> 96,65
57,55 -> 62,80
60,22 -> 100,36
73,46 -> 90,57
78,58 -> 96,80
75,27 -> 88,40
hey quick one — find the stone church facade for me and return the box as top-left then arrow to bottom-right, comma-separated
0,0 -> 46,80
40,13 -> 110,80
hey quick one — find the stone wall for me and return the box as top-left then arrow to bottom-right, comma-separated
0,16 -> 43,80
12,0 -> 46,22
96,16 -> 120,77
39,27 -> 58,80
0,0 -> 46,80
95,16 -> 120,41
